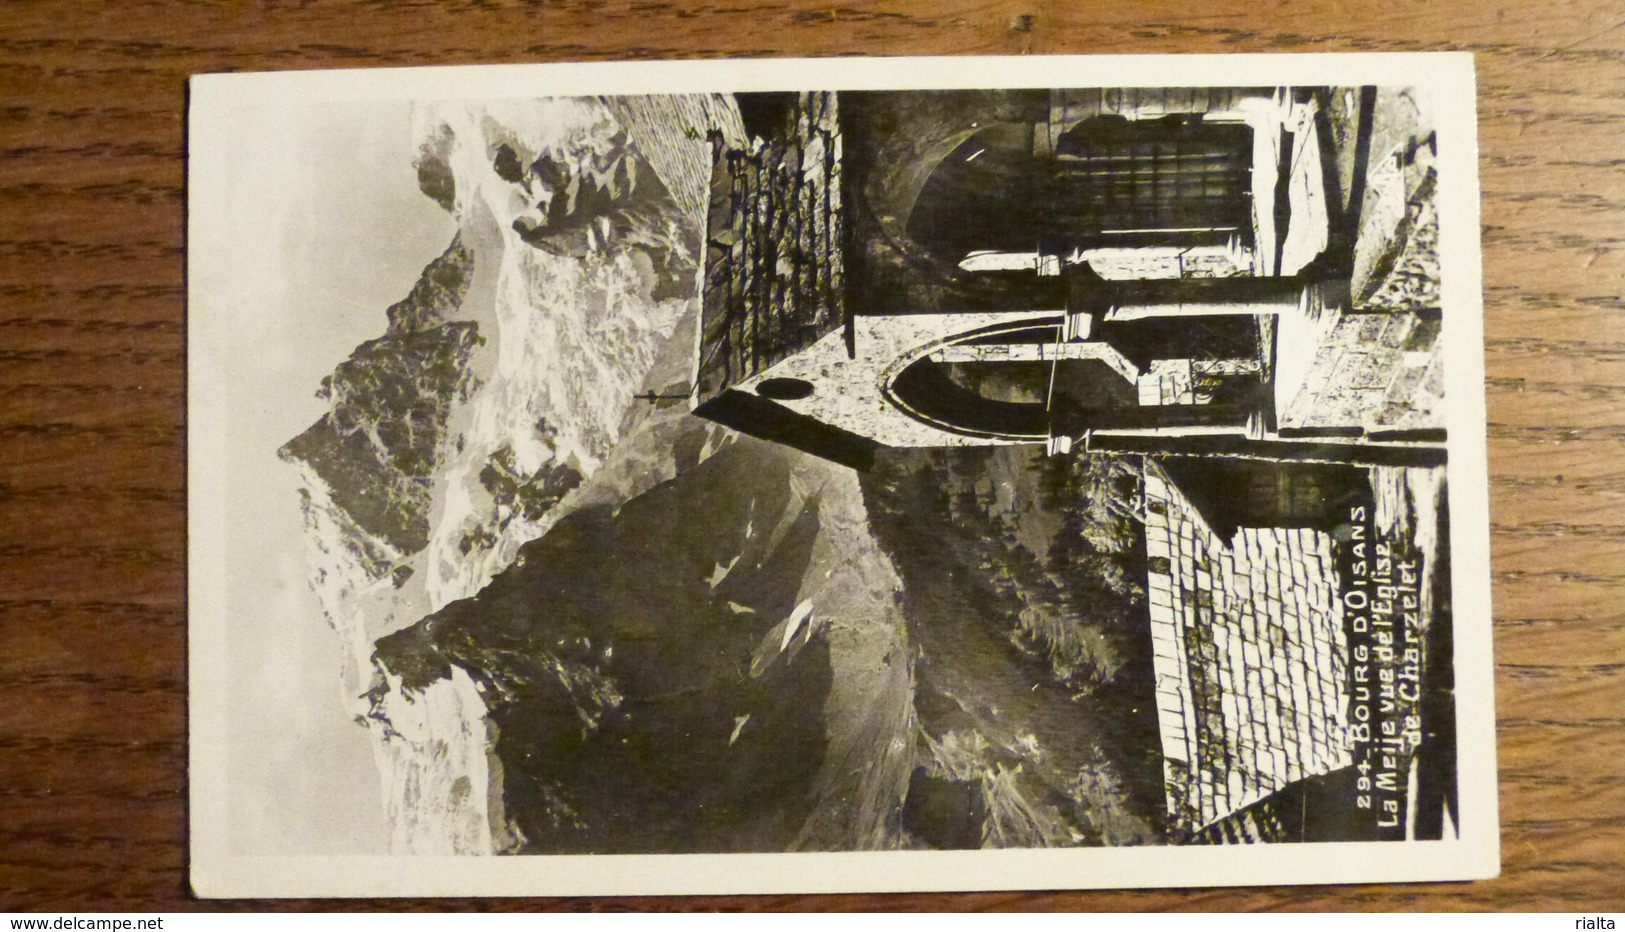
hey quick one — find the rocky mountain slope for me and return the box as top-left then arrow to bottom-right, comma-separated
279,95 -> 745,853
279,94 -> 1162,854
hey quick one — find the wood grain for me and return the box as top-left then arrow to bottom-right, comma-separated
1,0 -> 1620,912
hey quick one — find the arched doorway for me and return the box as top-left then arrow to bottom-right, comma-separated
885,319 -> 1268,442
904,115 -> 1255,272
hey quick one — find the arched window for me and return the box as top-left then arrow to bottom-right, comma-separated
885,320 -> 1141,442
888,353 -> 1052,440
885,319 -> 1267,441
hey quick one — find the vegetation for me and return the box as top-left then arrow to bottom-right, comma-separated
858,446 -> 1167,845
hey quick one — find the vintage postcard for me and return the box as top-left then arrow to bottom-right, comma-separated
187,53 -> 1497,897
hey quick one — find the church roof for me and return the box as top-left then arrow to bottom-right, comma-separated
1142,459 -> 1354,831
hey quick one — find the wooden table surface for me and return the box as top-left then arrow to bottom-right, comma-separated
2,0 -> 1621,913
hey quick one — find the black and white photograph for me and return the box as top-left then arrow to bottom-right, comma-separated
186,54 -> 1497,896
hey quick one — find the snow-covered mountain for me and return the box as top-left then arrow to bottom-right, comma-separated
280,95 -> 749,853
369,432 -> 920,853
280,94 -> 1162,855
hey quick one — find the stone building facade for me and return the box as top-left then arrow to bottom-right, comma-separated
667,85 -> 1449,844
1278,309 -> 1443,435
688,86 -> 1444,468
1274,113 -> 1445,438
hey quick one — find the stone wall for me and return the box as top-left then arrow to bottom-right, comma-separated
1275,84 -> 1444,436
697,92 -> 845,401
1143,460 -> 1351,831
1278,309 -> 1443,433
1350,87 -> 1438,309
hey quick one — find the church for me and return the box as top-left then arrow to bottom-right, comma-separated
686,86 -> 1453,842
690,87 -> 1444,471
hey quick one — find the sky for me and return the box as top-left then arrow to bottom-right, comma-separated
214,98 -> 458,854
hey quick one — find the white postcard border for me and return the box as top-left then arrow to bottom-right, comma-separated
188,51 -> 1497,898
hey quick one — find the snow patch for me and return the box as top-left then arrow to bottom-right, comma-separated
365,664 -> 518,854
